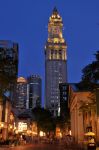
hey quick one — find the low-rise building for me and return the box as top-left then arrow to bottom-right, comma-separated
69,84 -> 99,144
15,109 -> 37,137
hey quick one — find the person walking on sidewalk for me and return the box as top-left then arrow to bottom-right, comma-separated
87,136 -> 96,150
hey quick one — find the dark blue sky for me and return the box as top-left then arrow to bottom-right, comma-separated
0,0 -> 99,103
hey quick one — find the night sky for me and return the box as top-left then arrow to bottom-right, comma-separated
0,0 -> 99,104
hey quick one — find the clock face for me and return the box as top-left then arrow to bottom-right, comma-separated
49,26 -> 61,38
52,26 -> 60,35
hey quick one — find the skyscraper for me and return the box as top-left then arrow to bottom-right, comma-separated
27,75 -> 42,109
0,40 -> 18,86
14,77 -> 27,110
0,40 -> 18,101
45,8 -> 67,117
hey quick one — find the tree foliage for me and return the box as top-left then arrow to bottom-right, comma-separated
32,107 -> 56,133
82,51 -> 99,84
79,51 -> 99,91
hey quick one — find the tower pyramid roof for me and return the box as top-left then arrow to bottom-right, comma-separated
53,7 -> 58,14
49,7 -> 62,23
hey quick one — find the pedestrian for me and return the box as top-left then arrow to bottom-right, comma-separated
87,136 -> 96,150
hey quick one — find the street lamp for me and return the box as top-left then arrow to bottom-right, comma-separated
0,122 -> 4,140
0,122 -> 4,129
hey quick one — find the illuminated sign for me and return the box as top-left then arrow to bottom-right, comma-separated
18,122 -> 27,132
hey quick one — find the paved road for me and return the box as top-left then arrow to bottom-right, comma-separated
1,143 -> 99,150
0,143 -> 66,150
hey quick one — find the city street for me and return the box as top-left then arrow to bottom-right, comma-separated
0,143 -> 66,150
0,144 -> 99,150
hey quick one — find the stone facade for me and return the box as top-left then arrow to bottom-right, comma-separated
69,84 -> 99,143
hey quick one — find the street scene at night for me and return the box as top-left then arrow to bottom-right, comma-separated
0,0 -> 99,150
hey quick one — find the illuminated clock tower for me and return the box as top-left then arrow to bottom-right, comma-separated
45,7 -> 67,117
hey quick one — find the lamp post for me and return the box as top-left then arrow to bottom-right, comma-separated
0,122 -> 4,139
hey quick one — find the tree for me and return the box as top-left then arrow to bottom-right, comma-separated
78,51 -> 99,91
32,107 -> 56,134
82,51 -> 99,84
